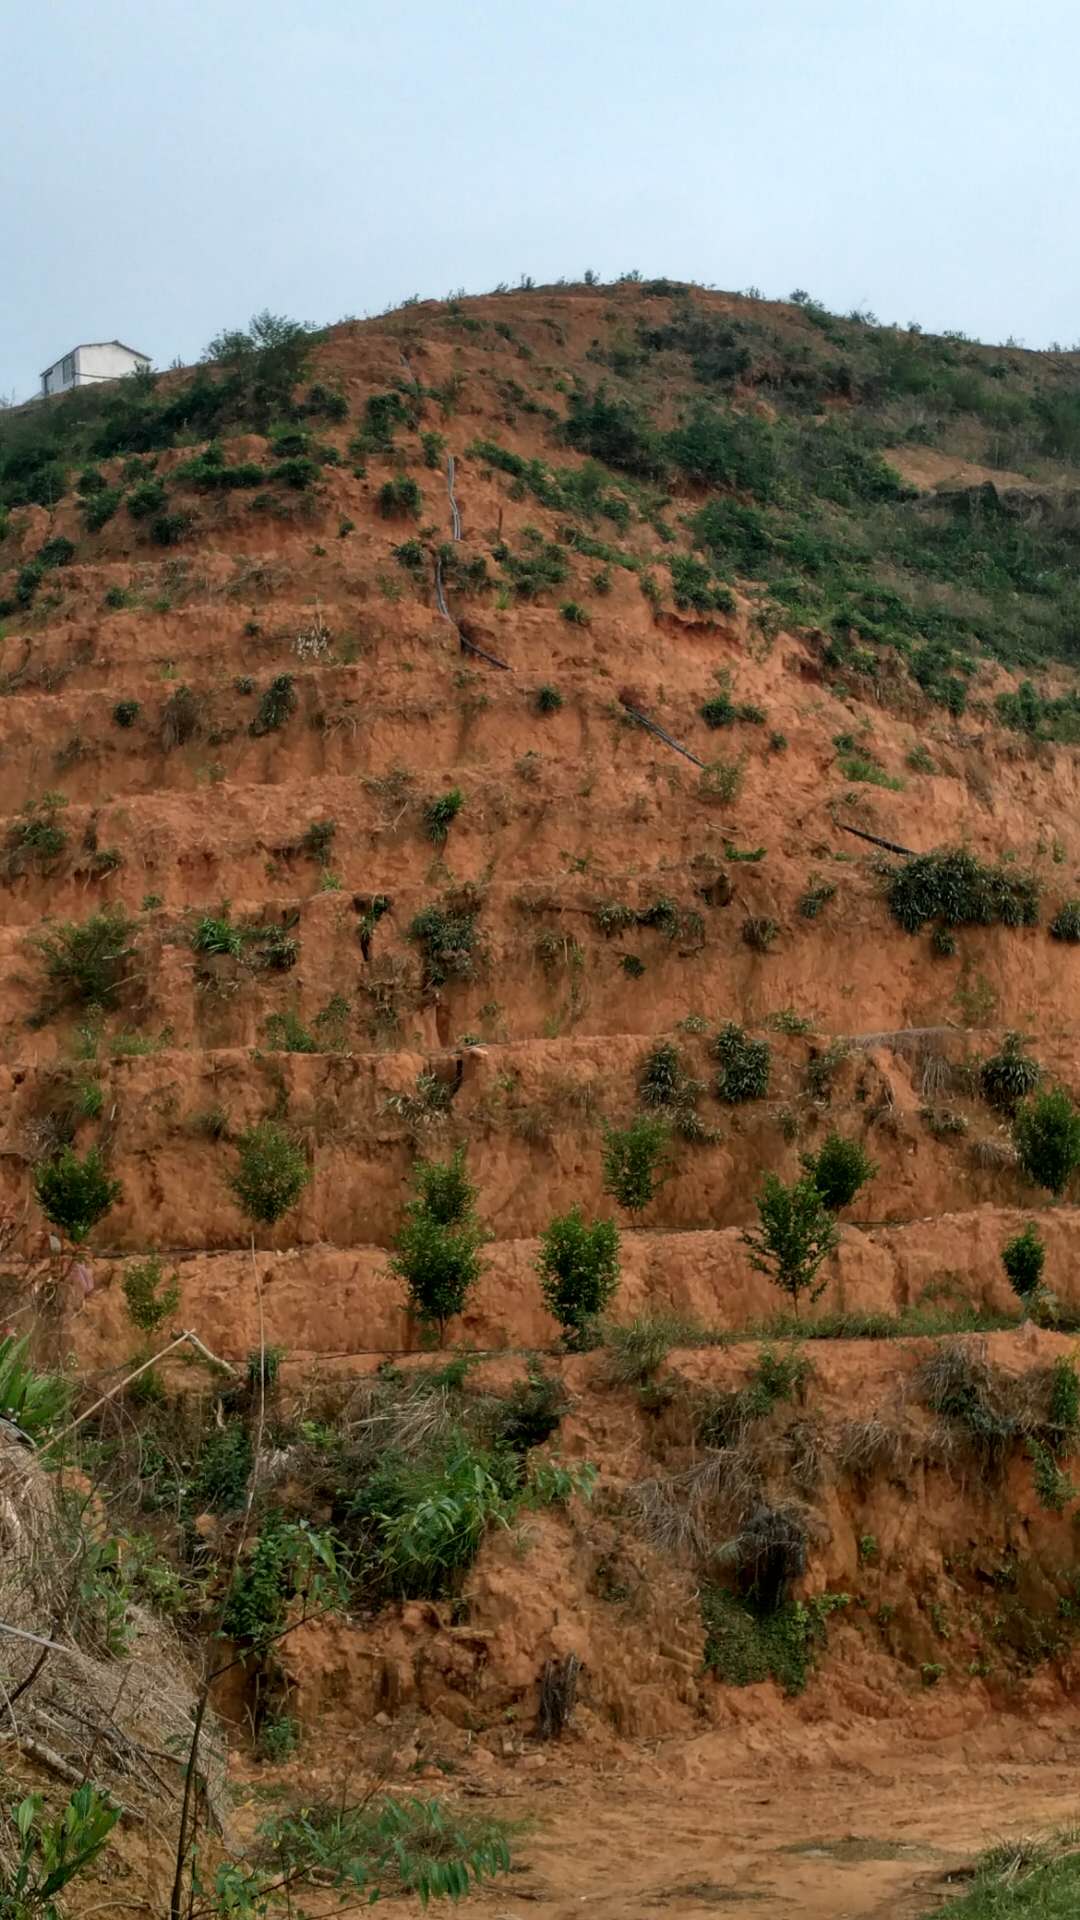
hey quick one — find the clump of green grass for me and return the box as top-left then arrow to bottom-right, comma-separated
713,1022 -> 770,1102
422,788 -> 465,845
888,849 -> 1039,934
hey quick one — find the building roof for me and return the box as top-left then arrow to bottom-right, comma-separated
40,340 -> 150,376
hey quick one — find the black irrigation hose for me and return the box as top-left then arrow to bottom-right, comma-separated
623,704 -> 706,768
839,822 -> 917,857
433,555 -> 511,669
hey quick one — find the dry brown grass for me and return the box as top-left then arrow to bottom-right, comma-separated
0,1430 -> 226,1823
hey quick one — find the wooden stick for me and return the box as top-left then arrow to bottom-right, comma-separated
41,1331 -> 239,1451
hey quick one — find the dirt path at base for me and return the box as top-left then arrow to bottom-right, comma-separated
375,1717 -> 1080,1920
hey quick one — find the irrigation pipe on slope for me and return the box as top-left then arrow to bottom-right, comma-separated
446,452 -> 462,540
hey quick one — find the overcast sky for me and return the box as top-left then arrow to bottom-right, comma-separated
5,0 -> 1079,400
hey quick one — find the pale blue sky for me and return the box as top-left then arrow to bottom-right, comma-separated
5,0 -> 1079,399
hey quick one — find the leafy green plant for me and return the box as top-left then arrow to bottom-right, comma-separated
4,794 -> 70,877
365,1439 -> 517,1597
378,475 -> 422,518
127,477 -> 166,520
699,755 -> 745,805
638,1039 -> 711,1141
981,1033 -> 1041,1114
1001,1223 -> 1046,1303
669,554 -> 734,613
743,1174 -> 839,1312
423,787 -> 465,845
230,1122 -> 311,1225
150,508 -> 192,546
0,1335 -> 70,1438
362,1436 -> 595,1600
34,1146 -> 120,1244
35,907 -> 135,1008
602,1113 -> 671,1214
299,817 -> 337,861
391,1152 -> 488,1339
0,1785 -> 120,1920
801,1131 -> 877,1211
223,1510 -> 341,1648
798,879 -> 836,919
193,908 -> 244,957
1027,1436 -> 1076,1513
247,1344 -> 285,1394
535,683 -> 563,714
559,600 -> 590,625
257,1715 -> 300,1763
713,1022 -> 770,1102
410,1146 -> 475,1225
408,901 -> 480,988
112,699 -> 140,727
263,1008 -> 319,1053
536,1208 -> 620,1348
250,673 -> 297,736
1014,1088 -> 1080,1196
1050,901 -> 1080,942
887,849 -> 1039,934
122,1255 -> 181,1334
1048,1355 -> 1080,1440
700,691 -> 764,728
192,1421 -> 252,1512
209,1792 -> 514,1911
701,1589 -> 847,1696
742,915 -> 779,952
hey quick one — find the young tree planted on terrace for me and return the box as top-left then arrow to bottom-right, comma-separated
1013,1088 -> 1080,1197
801,1131 -> 877,1212
743,1173 -> 839,1314
391,1149 -> 488,1340
602,1113 -> 671,1215
1001,1223 -> 1046,1307
34,1145 -> 121,1244
229,1121 -> 311,1226
122,1254 -> 181,1334
536,1208 -> 620,1348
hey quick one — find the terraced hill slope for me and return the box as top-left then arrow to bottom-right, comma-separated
6,281 -> 1080,1917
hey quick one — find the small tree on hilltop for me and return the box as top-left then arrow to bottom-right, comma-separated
391,1148 -> 488,1341
34,1146 -> 121,1245
743,1173 -> 839,1315
536,1208 -> 621,1349
1001,1223 -> 1046,1308
1013,1088 -> 1080,1197
230,1121 -> 311,1226
602,1113 -> 671,1215
801,1131 -> 877,1213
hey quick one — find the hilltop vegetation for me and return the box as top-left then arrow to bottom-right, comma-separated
7,279 -> 1080,715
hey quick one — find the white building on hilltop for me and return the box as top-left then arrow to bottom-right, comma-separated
40,341 -> 151,398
